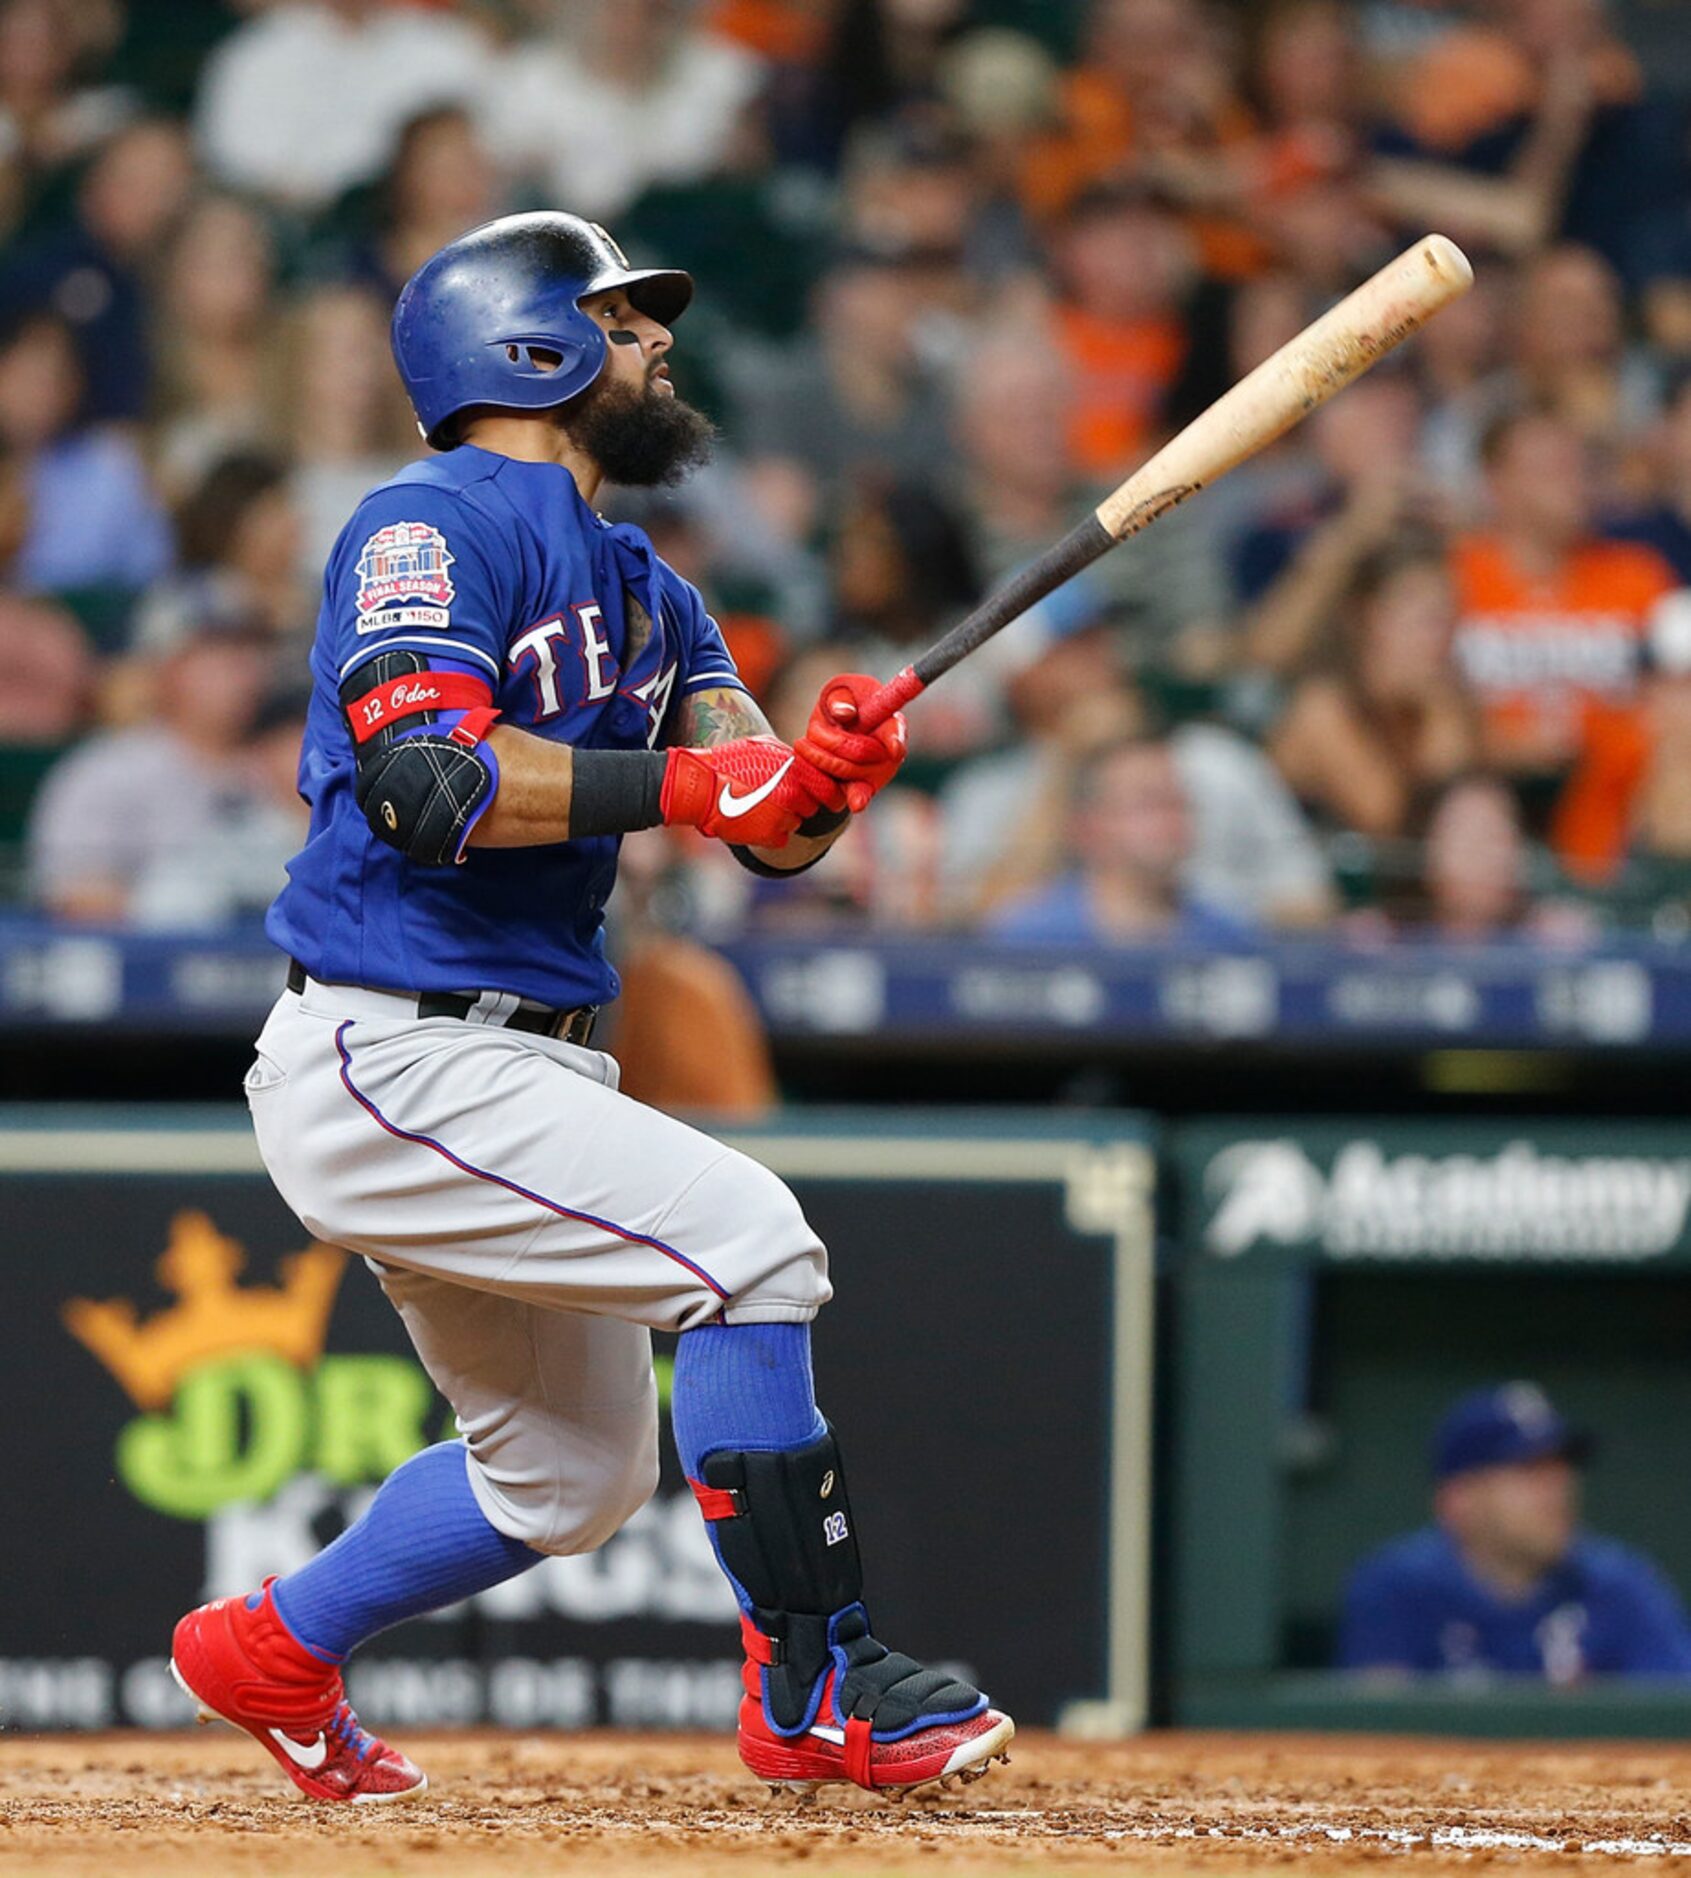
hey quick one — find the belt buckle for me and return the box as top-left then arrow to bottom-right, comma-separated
556,1006 -> 597,1047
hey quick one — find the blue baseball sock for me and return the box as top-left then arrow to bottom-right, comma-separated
269,1442 -> 539,1663
671,1320 -> 826,1480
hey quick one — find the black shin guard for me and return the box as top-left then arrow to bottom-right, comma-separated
694,1424 -> 983,1736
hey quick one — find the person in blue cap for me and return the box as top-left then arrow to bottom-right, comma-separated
1339,1381 -> 1691,1679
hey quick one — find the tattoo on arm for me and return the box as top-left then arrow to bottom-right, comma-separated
673,686 -> 773,748
674,683 -> 848,872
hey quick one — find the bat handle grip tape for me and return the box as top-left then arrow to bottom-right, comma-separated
846,665 -> 924,733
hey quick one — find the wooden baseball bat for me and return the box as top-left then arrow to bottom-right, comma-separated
843,233 -> 1473,732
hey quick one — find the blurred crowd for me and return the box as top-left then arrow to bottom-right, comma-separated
5,0 -> 1691,948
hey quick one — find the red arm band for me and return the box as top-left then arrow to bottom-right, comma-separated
345,669 -> 493,744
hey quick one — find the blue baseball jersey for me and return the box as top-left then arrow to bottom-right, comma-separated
1339,1526 -> 1691,1679
268,445 -> 745,1009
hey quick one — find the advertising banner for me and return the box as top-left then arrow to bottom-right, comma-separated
1180,1121 -> 1691,1268
3,1113 -> 1152,1735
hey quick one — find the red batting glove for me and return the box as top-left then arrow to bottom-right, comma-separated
795,672 -> 909,814
661,735 -> 845,848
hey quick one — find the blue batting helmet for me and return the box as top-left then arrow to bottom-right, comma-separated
390,212 -> 693,448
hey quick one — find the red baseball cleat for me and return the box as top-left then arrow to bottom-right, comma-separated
170,1579 -> 426,1804
733,1619 -> 1015,1797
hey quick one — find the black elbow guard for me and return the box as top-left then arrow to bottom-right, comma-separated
341,649 -> 497,866
354,733 -> 494,866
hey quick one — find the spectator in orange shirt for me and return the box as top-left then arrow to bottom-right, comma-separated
1383,0 -> 1637,165
1017,0 -> 1260,277
1552,591 -> 1691,885
1450,408 -> 1680,792
1048,185 -> 1193,480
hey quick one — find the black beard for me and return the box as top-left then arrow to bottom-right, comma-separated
558,373 -> 715,487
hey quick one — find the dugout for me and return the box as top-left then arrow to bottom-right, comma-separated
1166,1120 -> 1691,1737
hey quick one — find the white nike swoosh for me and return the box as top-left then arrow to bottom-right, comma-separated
717,757 -> 793,819
269,1727 -> 329,1770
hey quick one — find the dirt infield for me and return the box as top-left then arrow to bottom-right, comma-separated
6,1729 -> 1691,1876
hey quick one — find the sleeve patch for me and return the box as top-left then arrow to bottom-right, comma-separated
355,521 -> 457,634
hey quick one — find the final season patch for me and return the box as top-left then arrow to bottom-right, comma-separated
355,521 -> 455,632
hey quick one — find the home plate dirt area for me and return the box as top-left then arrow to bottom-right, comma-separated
6,1730 -> 1691,1875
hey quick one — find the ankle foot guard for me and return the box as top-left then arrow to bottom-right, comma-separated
689,1424 -> 987,1737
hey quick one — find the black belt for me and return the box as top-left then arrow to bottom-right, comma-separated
286,959 -> 597,1047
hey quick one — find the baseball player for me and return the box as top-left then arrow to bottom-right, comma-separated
167,213 -> 1014,1802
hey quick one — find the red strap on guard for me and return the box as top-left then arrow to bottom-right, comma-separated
739,1613 -> 779,1666
687,1477 -> 743,1522
345,670 -> 492,744
843,1714 -> 875,1789
448,706 -> 501,748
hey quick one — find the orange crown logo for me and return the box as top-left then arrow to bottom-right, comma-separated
62,1211 -> 345,1409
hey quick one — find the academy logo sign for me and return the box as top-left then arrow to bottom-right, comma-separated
1203,1138 -> 1691,1262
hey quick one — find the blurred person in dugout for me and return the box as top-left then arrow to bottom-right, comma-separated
1341,1383 -> 1691,1680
